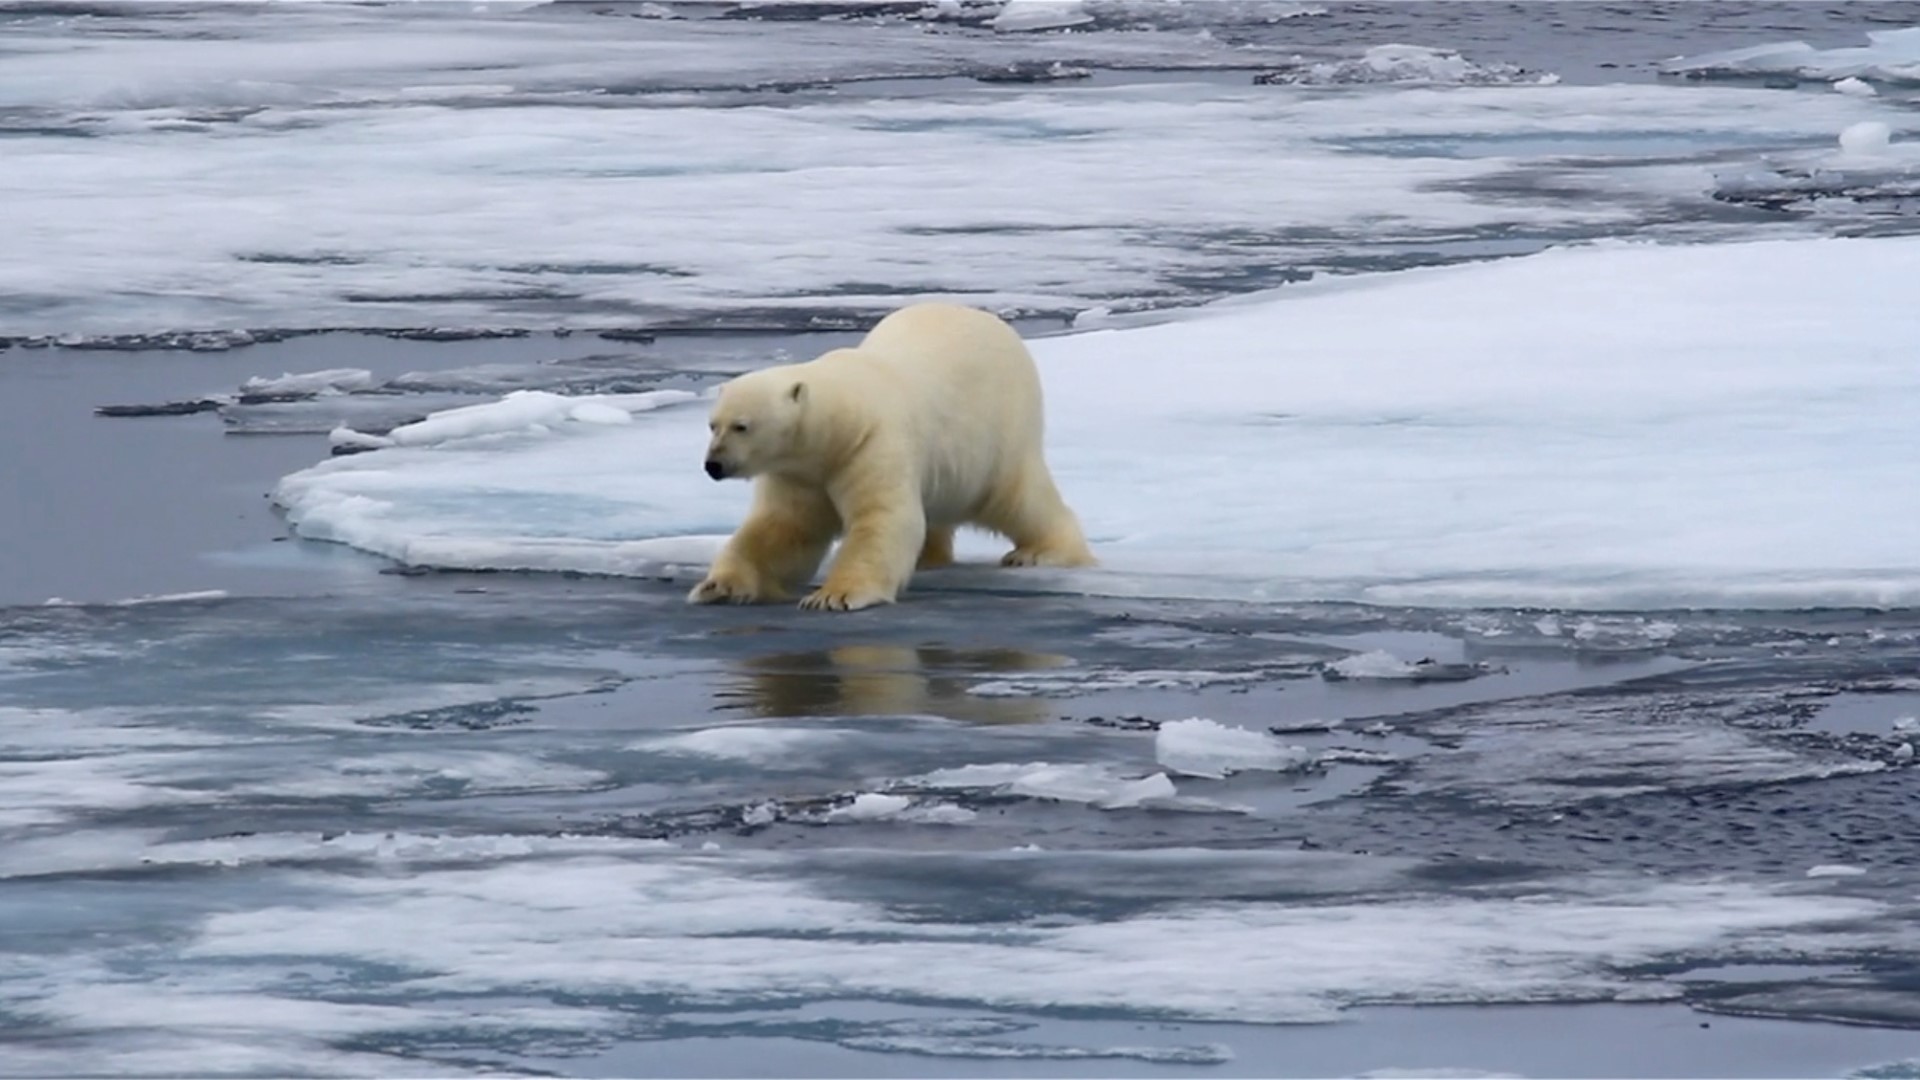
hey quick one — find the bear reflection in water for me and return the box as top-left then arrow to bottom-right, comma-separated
719,644 -> 1069,725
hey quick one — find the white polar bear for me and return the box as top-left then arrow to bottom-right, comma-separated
688,302 -> 1095,611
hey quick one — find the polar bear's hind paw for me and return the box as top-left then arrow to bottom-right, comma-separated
1001,544 -> 1096,569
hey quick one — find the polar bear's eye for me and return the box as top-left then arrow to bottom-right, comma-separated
731,421 -> 750,434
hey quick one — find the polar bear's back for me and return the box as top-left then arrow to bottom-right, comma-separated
858,302 -> 1045,431
854,303 -> 1052,522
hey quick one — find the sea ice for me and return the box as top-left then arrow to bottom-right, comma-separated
1663,27 -> 1920,84
1839,120 -> 1895,157
275,235 -> 1920,610
647,725 -> 850,765
0,0 -> 1898,338
329,388 -> 693,450
991,0 -> 1094,33
1325,650 -> 1423,680
827,792 -> 914,820
239,368 -> 377,397
1255,43 -> 1558,87
1154,717 -> 1312,779
148,851 -> 1895,1028
911,761 -> 1178,809
41,590 -> 230,608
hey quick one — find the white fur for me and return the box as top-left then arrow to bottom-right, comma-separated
689,302 -> 1094,611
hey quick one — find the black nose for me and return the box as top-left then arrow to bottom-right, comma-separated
704,459 -> 725,480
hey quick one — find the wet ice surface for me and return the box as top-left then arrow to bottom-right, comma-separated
8,582 -> 1920,1077
5,1 -> 1920,341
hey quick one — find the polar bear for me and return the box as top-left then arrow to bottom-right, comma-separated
688,302 -> 1095,611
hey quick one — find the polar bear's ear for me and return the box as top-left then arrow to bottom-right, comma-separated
788,382 -> 805,403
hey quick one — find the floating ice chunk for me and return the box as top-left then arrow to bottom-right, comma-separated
822,794 -> 975,825
1840,120 -> 1895,157
1324,650 -> 1423,680
42,590 -> 228,608
828,792 -> 914,821
991,0 -> 1093,33
1895,743 -> 1914,763
1154,718 -> 1312,779
1270,716 -> 1342,733
1895,716 -> 1919,732
1713,120 -> 1919,211
231,751 -> 609,800
901,802 -> 978,824
565,401 -> 634,425
1663,27 -> 1920,84
121,590 -> 227,606
1806,864 -> 1868,879
1256,44 -> 1557,87
1661,40 -> 1820,78
329,389 -> 695,450
1833,76 -> 1878,97
1328,641 -> 1489,676
239,368 -> 376,397
913,762 -> 1176,809
1711,160 -> 1920,212
1071,305 -> 1113,329
840,1032 -> 1229,1064
1359,1060 -> 1520,1068
647,726 -> 848,764
1015,767 -> 1173,808
969,667 -> 1259,698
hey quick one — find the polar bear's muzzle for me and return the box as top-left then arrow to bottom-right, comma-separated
704,457 -> 728,481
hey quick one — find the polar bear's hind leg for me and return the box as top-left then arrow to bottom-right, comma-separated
981,471 -> 1095,569
916,525 -> 956,570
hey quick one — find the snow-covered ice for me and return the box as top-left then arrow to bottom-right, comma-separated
277,235 -> 1920,611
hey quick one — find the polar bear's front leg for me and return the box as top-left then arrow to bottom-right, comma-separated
801,489 -> 925,612
689,480 -> 838,605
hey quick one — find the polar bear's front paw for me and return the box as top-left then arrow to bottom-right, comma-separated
798,585 -> 892,612
688,573 -> 775,605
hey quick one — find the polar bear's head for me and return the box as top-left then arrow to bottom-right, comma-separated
703,367 -> 808,481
